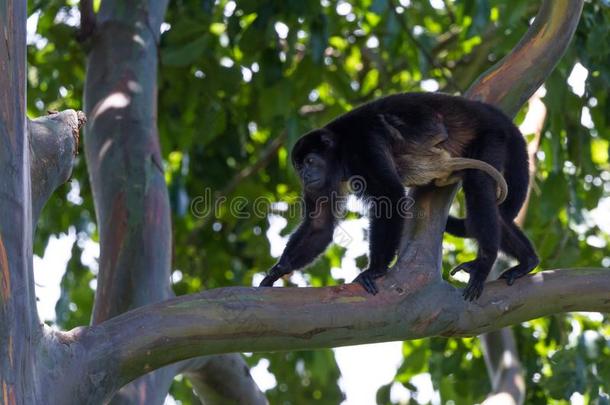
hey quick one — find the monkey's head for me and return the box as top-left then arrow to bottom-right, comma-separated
291,129 -> 338,195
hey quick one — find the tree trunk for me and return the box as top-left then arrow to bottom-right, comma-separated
0,1 -> 40,402
81,0 -> 264,403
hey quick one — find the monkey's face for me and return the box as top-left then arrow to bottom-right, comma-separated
297,152 -> 329,193
292,129 -> 338,195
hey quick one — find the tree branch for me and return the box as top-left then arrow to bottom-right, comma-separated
183,355 -> 268,405
466,0 -> 584,115
514,90 -> 546,226
82,1 -> 195,402
68,266 -> 608,401
29,110 -> 85,225
481,329 -> 525,405
84,0 -> 172,327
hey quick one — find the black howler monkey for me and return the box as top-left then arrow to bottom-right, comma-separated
260,92 -> 539,301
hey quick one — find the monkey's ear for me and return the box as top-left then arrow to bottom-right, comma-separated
320,130 -> 336,149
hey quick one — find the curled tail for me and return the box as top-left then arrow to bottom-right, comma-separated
439,157 -> 508,203
445,124 -> 529,237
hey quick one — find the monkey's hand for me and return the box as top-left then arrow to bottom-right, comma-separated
353,268 -> 386,295
450,261 -> 486,301
259,263 -> 291,287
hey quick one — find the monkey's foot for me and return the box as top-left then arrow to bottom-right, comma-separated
259,275 -> 278,287
353,269 -> 386,295
451,261 -> 486,301
499,258 -> 539,285
463,275 -> 485,302
259,264 -> 291,287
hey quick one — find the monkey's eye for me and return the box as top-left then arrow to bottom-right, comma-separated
305,157 -> 314,165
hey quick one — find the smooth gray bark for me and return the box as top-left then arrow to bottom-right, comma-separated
0,1 -> 40,403
82,1 -> 263,403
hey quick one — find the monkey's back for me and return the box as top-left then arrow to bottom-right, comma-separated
326,92 -> 518,158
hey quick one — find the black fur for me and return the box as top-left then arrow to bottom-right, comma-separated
259,92 -> 539,300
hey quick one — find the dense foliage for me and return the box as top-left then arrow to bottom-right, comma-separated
27,0 -> 609,403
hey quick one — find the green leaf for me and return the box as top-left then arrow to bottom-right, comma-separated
162,36 -> 210,66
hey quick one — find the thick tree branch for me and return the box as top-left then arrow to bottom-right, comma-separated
466,0 -> 584,115
29,110 -> 85,224
67,266 -> 608,401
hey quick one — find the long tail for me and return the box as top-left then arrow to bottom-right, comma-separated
445,124 -> 529,237
441,157 -> 508,204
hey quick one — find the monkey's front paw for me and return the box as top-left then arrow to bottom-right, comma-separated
259,264 -> 289,287
353,268 -> 386,295
451,260 -> 486,301
259,275 -> 277,287
463,275 -> 485,301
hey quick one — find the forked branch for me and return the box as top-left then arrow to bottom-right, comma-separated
29,110 -> 85,223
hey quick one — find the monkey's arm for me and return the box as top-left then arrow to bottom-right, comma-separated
353,143 -> 407,294
260,204 -> 335,287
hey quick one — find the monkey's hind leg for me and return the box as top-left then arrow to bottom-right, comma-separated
450,170 -> 500,301
353,269 -> 387,295
498,220 -> 539,285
